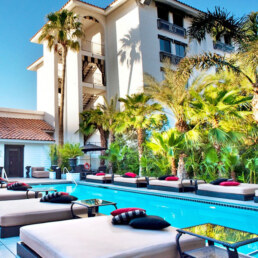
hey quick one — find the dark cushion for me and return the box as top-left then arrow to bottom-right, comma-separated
158,175 -> 170,180
7,182 -> 31,191
129,215 -> 171,230
111,207 -> 146,216
210,178 -> 228,185
40,192 -> 77,203
112,210 -> 146,225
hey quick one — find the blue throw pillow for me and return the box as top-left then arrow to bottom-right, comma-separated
129,215 -> 170,230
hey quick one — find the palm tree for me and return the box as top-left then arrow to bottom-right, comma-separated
39,10 -> 83,145
186,8 -> 258,122
118,93 -> 165,176
188,6 -> 245,44
144,62 -> 189,132
79,108 -> 109,150
97,95 -> 119,144
147,129 -> 184,175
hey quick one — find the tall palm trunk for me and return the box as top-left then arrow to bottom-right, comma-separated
108,128 -> 115,174
171,157 -> 177,176
99,127 -> 107,166
137,128 -> 144,176
59,46 -> 68,146
231,170 -> 236,181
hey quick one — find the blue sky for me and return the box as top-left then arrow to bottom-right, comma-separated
0,0 -> 257,110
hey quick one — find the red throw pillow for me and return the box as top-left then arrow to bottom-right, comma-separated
0,177 -> 7,182
220,181 -> 240,186
96,173 -> 105,176
111,207 -> 146,216
60,192 -> 69,196
124,172 -> 137,178
165,177 -> 179,181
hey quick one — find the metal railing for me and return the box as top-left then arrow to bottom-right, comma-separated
81,40 -> 105,56
63,167 -> 78,186
213,41 -> 234,53
157,19 -> 186,37
160,51 -> 183,65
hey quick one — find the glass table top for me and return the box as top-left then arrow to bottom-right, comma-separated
182,223 -> 258,245
74,199 -> 115,207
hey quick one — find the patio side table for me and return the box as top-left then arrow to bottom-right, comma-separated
26,188 -> 57,198
176,223 -> 258,258
71,198 -> 117,218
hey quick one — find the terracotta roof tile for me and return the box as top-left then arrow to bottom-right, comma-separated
0,117 -> 55,142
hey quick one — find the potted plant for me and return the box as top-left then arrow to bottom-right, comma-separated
58,143 -> 83,173
49,144 -> 59,171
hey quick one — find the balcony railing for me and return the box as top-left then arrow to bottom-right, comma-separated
213,41 -> 234,53
160,51 -> 183,65
81,40 -> 105,56
157,19 -> 186,37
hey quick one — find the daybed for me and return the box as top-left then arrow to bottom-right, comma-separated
0,188 -> 41,201
85,174 -> 120,184
113,176 -> 154,188
147,179 -> 205,193
0,199 -> 86,238
253,190 -> 258,203
17,215 -> 205,258
197,183 -> 258,201
31,167 -> 49,178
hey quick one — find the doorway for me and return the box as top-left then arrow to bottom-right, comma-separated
4,145 -> 24,177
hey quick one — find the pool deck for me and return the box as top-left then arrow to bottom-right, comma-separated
1,178 -> 257,257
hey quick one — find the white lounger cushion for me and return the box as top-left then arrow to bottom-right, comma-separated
114,177 -> 147,184
0,199 -> 86,227
20,216 -> 204,258
198,183 -> 258,195
256,190 -> 258,196
86,174 -> 120,180
149,180 -> 205,188
0,188 -> 41,201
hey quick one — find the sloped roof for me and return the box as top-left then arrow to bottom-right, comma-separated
0,117 -> 55,142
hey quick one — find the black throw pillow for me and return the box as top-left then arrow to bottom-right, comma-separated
112,210 -> 146,225
40,192 -> 78,203
129,215 -> 171,230
158,175 -> 170,180
7,182 -> 31,191
210,178 -> 228,185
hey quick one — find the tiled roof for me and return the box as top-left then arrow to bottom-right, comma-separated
0,117 -> 55,142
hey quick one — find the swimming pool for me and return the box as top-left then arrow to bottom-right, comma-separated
34,183 -> 258,256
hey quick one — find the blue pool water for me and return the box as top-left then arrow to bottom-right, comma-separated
34,183 -> 258,255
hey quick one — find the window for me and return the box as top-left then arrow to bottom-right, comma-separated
160,38 -> 171,53
157,7 -> 169,21
173,13 -> 183,27
175,43 -> 185,57
224,34 -> 232,45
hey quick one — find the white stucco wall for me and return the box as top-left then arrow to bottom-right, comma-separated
37,43 -> 59,133
106,0 -> 144,100
0,140 -> 52,177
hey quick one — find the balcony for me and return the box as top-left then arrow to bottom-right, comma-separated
157,19 -> 186,37
213,41 -> 234,53
160,51 -> 183,65
81,40 -> 105,56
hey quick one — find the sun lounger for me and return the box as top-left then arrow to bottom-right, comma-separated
147,179 -> 205,192
197,183 -> 258,201
17,215 -> 205,258
85,174 -> 120,184
0,199 -> 86,238
113,176 -> 154,188
254,190 -> 258,203
0,188 -> 41,201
